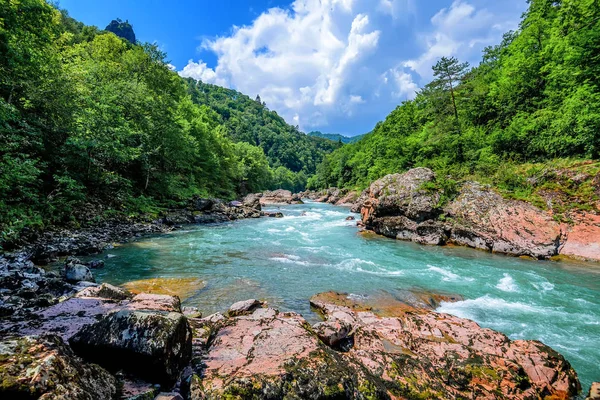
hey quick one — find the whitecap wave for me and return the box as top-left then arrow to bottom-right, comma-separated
427,265 -> 474,282
496,273 -> 518,292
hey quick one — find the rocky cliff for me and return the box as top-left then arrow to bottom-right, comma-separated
304,168 -> 600,262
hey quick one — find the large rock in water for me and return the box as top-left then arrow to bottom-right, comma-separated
360,168 -> 566,258
260,189 -> 303,205
445,182 -> 562,258
242,193 -> 262,211
361,168 -> 448,245
69,295 -> 192,385
0,335 -> 117,399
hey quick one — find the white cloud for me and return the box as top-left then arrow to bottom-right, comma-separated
179,0 -> 526,134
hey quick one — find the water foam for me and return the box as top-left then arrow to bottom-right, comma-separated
427,265 -> 474,282
496,273 -> 518,292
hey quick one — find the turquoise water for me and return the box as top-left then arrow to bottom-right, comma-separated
95,202 -> 600,391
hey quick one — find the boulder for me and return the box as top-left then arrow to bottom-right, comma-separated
445,182 -> 562,258
65,263 -> 95,283
345,216 -> 355,221
87,259 -> 105,269
127,293 -> 182,312
559,212 -> 600,262
192,197 -> 214,212
228,298 -> 263,316
587,382 -> 600,400
260,189 -> 303,205
361,168 -> 440,224
242,193 -> 262,211
0,335 -> 117,399
75,282 -> 132,300
313,319 -> 353,348
155,392 -> 184,400
69,309 -> 192,385
261,211 -> 284,218
336,190 -> 359,206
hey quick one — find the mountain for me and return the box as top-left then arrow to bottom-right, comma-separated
308,131 -> 365,144
105,19 -> 136,43
184,80 -> 342,175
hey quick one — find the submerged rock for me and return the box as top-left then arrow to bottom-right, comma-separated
69,308 -> 192,385
65,263 -> 95,283
0,335 -> 117,399
121,277 -> 205,301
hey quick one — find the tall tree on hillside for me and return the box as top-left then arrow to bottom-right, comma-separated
431,57 -> 469,122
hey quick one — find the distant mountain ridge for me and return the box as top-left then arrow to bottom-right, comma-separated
308,131 -> 365,144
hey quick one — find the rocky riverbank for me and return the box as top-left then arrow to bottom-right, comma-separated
0,281 -> 586,399
302,168 -> 600,262
0,195 -> 269,319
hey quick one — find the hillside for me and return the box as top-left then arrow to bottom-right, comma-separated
0,1 -> 337,245
184,80 -> 341,177
307,131 -> 364,144
308,0 -> 600,216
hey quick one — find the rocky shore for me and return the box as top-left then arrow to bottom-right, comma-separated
0,187 -> 597,399
0,281 -> 586,399
301,168 -> 600,262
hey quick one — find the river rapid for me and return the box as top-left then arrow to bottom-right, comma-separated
93,201 -> 600,390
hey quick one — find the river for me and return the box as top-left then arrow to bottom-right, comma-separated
92,201 -> 600,390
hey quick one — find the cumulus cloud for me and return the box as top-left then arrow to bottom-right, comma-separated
179,0 -> 526,134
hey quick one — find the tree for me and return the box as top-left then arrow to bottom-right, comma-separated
431,57 -> 469,122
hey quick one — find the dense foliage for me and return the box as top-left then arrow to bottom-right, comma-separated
307,131 -> 364,144
309,0 -> 600,199
185,81 -> 341,177
0,0 -> 332,245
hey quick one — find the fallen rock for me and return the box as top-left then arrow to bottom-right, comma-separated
345,216 -> 355,221
69,309 -> 192,385
0,335 -> 117,399
228,298 -> 263,316
65,263 -> 95,283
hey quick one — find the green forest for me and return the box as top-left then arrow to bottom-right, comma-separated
309,0 -> 600,210
1,0 -> 599,244
0,0 -> 337,244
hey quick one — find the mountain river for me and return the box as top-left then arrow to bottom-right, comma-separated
91,201 -> 600,391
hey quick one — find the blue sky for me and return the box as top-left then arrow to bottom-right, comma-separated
58,0 -> 528,136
